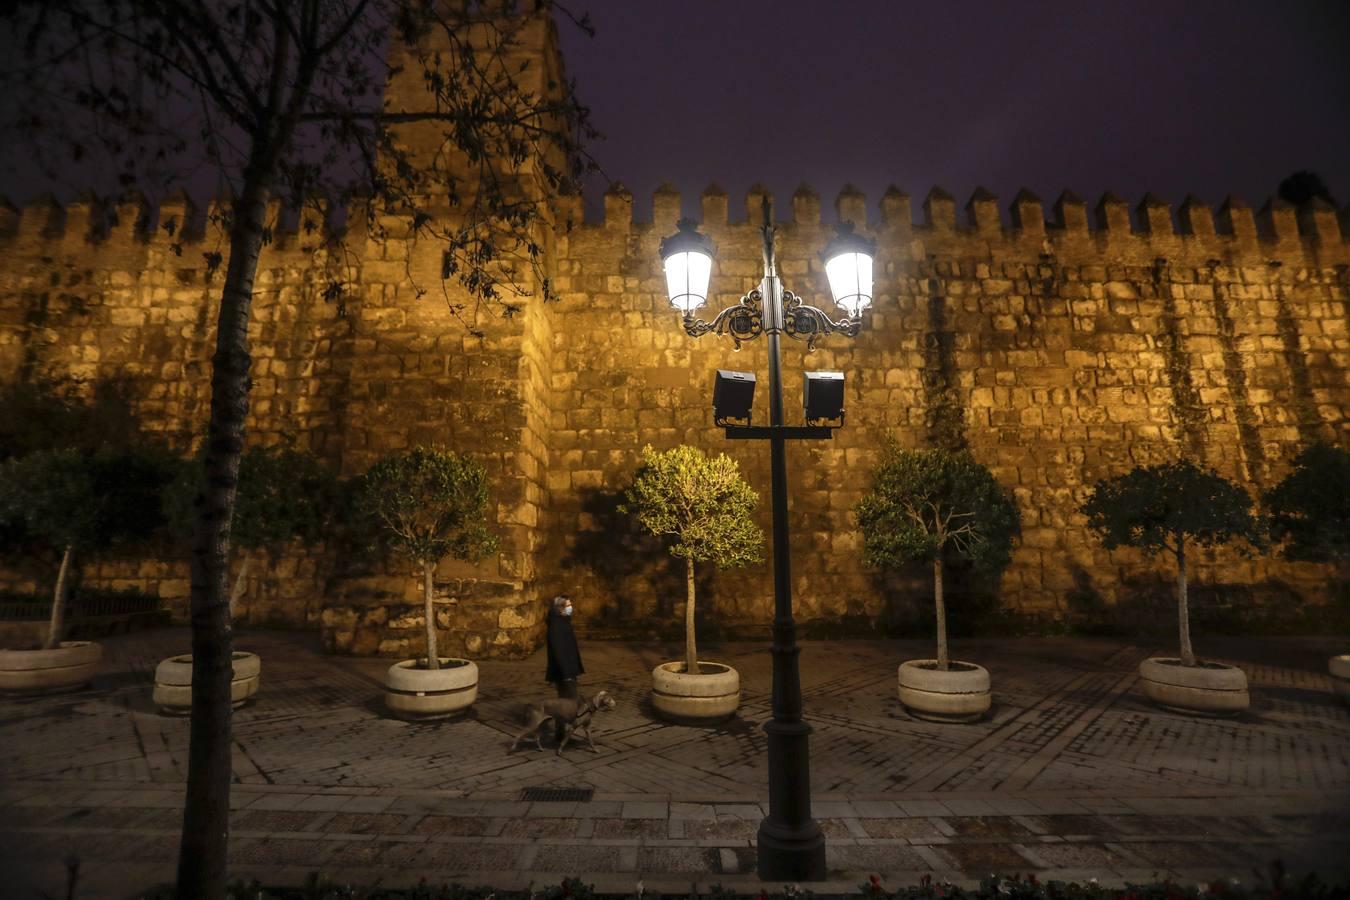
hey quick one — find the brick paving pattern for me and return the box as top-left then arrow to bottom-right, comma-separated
1,629 -> 1348,898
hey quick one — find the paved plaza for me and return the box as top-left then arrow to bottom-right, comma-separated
1,628 -> 1348,898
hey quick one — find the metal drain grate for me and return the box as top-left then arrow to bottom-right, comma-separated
519,786 -> 594,803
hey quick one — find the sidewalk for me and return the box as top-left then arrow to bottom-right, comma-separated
2,629 -> 1348,898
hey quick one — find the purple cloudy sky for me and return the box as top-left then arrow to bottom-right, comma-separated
1,0 -> 1346,228
557,0 -> 1350,224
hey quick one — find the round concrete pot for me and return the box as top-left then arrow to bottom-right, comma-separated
1329,655 -> 1350,705
384,658 -> 478,721
651,660 -> 740,724
1138,657 -> 1249,716
897,659 -> 991,723
0,641 -> 102,693
153,651 -> 262,715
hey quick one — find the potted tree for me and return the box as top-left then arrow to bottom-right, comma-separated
154,445 -> 338,714
1082,460 -> 1260,715
1262,443 -> 1350,704
0,447 -> 174,692
357,446 -> 498,720
855,444 -> 1020,722
621,444 -> 763,724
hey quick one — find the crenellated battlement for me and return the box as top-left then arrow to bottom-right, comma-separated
557,183 -> 1350,256
0,190 -> 341,252
4,184 -> 1347,268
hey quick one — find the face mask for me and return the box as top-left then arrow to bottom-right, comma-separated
563,606 -> 573,617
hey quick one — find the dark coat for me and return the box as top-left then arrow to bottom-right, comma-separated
545,607 -> 584,683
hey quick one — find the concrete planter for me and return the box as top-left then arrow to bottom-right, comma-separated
651,660 -> 740,724
0,641 -> 102,693
897,659 -> 991,723
384,658 -> 478,721
153,651 -> 262,715
1329,655 -> 1350,704
1138,657 -> 1249,716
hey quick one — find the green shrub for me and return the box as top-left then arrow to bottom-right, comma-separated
1081,460 -> 1259,667
355,446 -> 498,668
1264,443 -> 1350,569
620,444 -> 763,675
855,443 -> 1019,670
0,446 -> 177,648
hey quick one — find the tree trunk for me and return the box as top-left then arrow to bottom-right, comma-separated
176,172 -> 271,900
228,553 -> 253,623
44,544 -> 74,651
934,556 -> 949,671
1176,538 -> 1196,667
684,556 -> 697,675
423,561 -> 440,670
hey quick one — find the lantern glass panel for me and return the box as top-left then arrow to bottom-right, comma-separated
824,251 -> 873,316
664,250 -> 713,312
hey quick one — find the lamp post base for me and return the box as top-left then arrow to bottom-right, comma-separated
756,819 -> 826,881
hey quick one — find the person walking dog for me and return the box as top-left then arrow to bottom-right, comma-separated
545,594 -> 585,743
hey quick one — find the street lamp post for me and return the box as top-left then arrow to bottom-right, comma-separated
659,197 -> 875,881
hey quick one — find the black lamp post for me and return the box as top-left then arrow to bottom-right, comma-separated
659,197 -> 875,880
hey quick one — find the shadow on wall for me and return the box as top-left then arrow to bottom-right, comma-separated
798,559 -> 1008,640
562,486 -> 719,641
1065,566 -> 1349,639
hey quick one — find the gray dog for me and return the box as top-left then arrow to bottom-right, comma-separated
510,689 -> 616,755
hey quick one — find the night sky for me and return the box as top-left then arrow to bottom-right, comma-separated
558,0 -> 1350,225
2,1 -> 1347,227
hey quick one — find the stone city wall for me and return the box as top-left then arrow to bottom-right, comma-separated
542,183 -> 1350,640
0,193 -> 549,657
1,181 -> 1347,655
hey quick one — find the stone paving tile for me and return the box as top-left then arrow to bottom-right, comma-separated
423,843 -> 525,872
229,836 -> 340,866
1019,842 -> 1141,869
320,812 -> 410,834
500,817 -> 579,838
818,818 -> 854,839
1124,841 -> 1255,870
685,816 -> 760,841
944,816 -> 1039,839
232,809 -> 322,832
592,817 -> 669,839
1023,815 -> 1111,836
669,802 -> 717,820
638,846 -> 719,873
931,842 -> 1034,873
530,844 -> 627,873
322,840 -> 388,866
860,818 -> 943,840
825,844 -> 933,873
412,815 -> 499,837
622,801 -> 669,819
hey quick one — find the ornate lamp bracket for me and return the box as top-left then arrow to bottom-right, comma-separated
682,289 -> 861,351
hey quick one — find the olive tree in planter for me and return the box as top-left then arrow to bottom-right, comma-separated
1082,460 -> 1260,715
1262,443 -> 1350,703
155,446 -> 338,714
620,444 -> 763,724
855,444 -> 1020,723
357,446 -> 498,721
0,447 -> 174,692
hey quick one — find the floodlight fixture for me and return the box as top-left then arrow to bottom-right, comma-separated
713,369 -> 756,425
803,371 -> 845,425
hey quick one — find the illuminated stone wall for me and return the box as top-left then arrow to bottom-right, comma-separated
542,184 -> 1350,640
